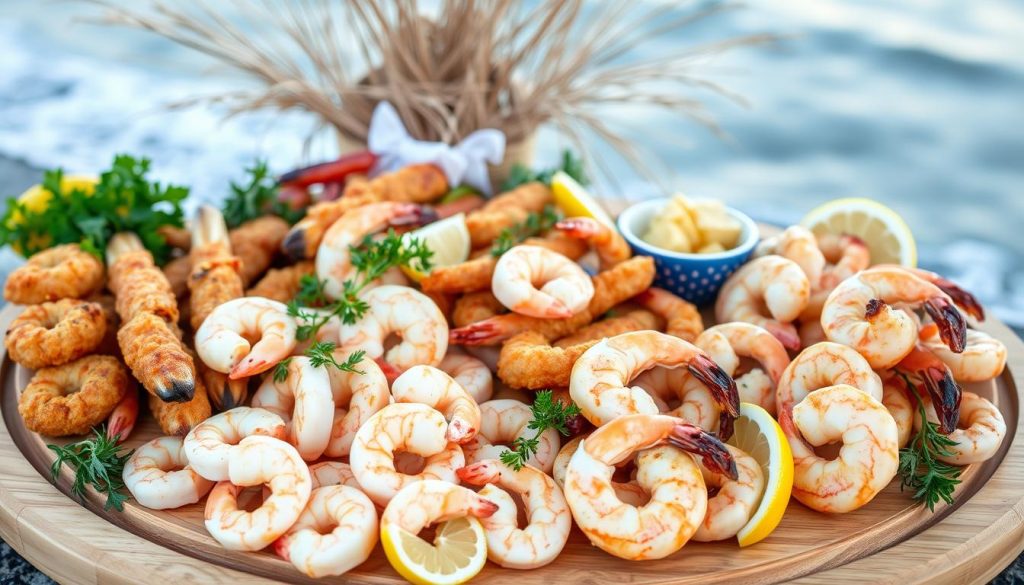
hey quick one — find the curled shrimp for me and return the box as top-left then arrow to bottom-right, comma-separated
462,399 -> 560,474
715,255 -> 810,351
916,391 -> 1006,464
800,234 -> 870,322
195,297 -> 297,379
781,384 -> 899,513
204,435 -> 312,551
555,216 -> 631,269
391,365 -> 481,444
551,436 -> 647,506
324,358 -> 390,458
693,444 -> 764,542
756,226 -> 825,287
821,266 -> 967,369
457,460 -> 572,569
881,374 -> 914,448
273,485 -> 378,578
439,351 -> 493,403
564,414 -> 737,560
308,461 -> 361,490
492,245 -> 595,318
250,357 -> 335,461
182,407 -> 287,481
693,322 -> 790,415
874,265 -> 985,321
569,331 -> 738,433
315,202 -> 435,300
896,346 -> 962,434
123,436 -> 213,510
919,323 -> 1006,383
633,287 -> 704,341
348,403 -> 465,506
776,341 -> 883,414
339,285 -> 448,371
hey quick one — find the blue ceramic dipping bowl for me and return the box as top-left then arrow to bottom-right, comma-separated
617,197 -> 760,307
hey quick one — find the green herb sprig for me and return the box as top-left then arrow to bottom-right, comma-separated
500,390 -> 581,470
0,155 -> 187,263
273,342 -> 366,382
896,373 -> 963,511
501,149 -> 588,192
48,427 -> 133,511
222,159 -> 305,228
490,205 -> 561,257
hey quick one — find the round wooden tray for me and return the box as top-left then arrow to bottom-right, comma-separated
2,306 -> 1024,584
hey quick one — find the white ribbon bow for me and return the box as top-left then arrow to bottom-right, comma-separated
367,101 -> 506,195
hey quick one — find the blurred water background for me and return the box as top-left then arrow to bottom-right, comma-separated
1,0 -> 1022,326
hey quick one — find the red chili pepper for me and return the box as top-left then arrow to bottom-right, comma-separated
278,151 -> 378,188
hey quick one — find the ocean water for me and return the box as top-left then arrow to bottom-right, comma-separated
0,1 -> 1022,323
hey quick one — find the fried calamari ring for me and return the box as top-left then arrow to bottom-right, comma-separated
5,300 -> 106,370
18,355 -> 128,436
4,244 -> 104,304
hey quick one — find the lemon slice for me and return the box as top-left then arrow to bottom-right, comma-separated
800,197 -> 916,267
401,212 -> 471,282
7,175 -> 99,254
726,402 -> 793,547
551,171 -> 615,228
381,515 -> 488,585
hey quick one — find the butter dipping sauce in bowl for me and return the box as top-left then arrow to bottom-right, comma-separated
617,197 -> 759,306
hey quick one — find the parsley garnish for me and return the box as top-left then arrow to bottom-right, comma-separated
222,159 -> 305,228
501,149 -> 588,192
48,427 -> 133,511
490,205 -> 561,257
272,343 -> 365,381
500,390 -> 581,470
896,373 -> 963,511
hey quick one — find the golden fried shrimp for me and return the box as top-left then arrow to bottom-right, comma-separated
465,182 -> 552,248
882,374 -> 914,448
421,234 -> 588,294
246,261 -> 316,302
18,355 -> 128,436
452,291 -> 505,328
199,362 -> 249,412
345,163 -> 448,203
158,224 -> 192,251
781,384 -> 898,513
693,444 -> 764,542
634,286 -> 704,341
462,399 -> 561,473
555,217 -> 631,269
107,234 -> 178,323
715,255 -> 810,351
822,266 -> 967,369
492,245 -> 594,318
776,341 -> 883,414
497,331 -> 595,390
230,215 -> 289,286
188,206 -> 244,332
162,255 -> 193,299
439,351 -> 493,403
123,436 -> 214,510
148,373 -> 212,436
282,192 -> 380,260
118,312 -> 197,403
917,391 -> 1006,464
4,244 -> 104,304
457,460 -> 571,569
919,323 -> 1006,383
87,292 -> 120,355
450,255 -> 656,345
391,365 -> 481,444
5,300 -> 106,369
564,414 -> 736,560
204,435 -> 312,551
554,309 -> 661,348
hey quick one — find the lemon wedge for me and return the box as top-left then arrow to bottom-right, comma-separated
551,171 -> 615,228
381,515 -> 489,585
800,197 -> 916,267
401,212 -> 471,282
7,175 -> 99,254
727,402 -> 793,547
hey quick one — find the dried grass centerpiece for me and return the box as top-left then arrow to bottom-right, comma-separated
93,0 -> 773,183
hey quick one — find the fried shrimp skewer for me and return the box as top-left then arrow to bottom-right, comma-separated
107,233 -> 196,402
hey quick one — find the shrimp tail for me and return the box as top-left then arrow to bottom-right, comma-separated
470,495 -> 501,518
450,321 -> 500,345
667,423 -> 738,480
764,322 -> 801,352
555,217 -> 600,238
923,297 -> 967,353
456,461 -> 500,485
898,347 -> 961,434
107,385 -> 140,443
375,357 -> 404,385
688,354 -> 740,418
272,536 -> 292,561
931,278 -> 984,321
390,203 -> 439,227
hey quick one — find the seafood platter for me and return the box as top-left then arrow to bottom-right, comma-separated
0,152 -> 1023,585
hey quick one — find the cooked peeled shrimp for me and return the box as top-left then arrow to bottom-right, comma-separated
555,217 -> 631,269
916,391 -> 1006,464
250,357 -> 334,461
881,375 -> 914,448
551,436 -> 647,506
123,436 -> 214,510
776,342 -> 883,414
821,266 -> 967,369
315,202 -> 435,299
462,399 -> 560,473
633,287 -> 704,341
756,226 -> 825,286
896,346 -> 962,434
324,357 -> 390,458
781,384 -> 898,513
554,309 -> 662,347
391,365 -> 481,444
309,461 -> 361,489
919,323 -> 1006,383
450,255 -> 655,345
564,414 -> 736,560
694,322 -> 790,415
439,351 -> 493,403
348,403 -> 465,506
694,444 -> 764,542
800,234 -> 870,322
457,460 -> 571,569
569,331 -> 738,432
492,245 -> 595,318
204,435 -> 312,551
339,285 -> 447,371
715,255 -> 810,351
875,265 -> 985,321
194,297 -> 297,379
273,485 -> 378,578
182,406 -> 287,481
